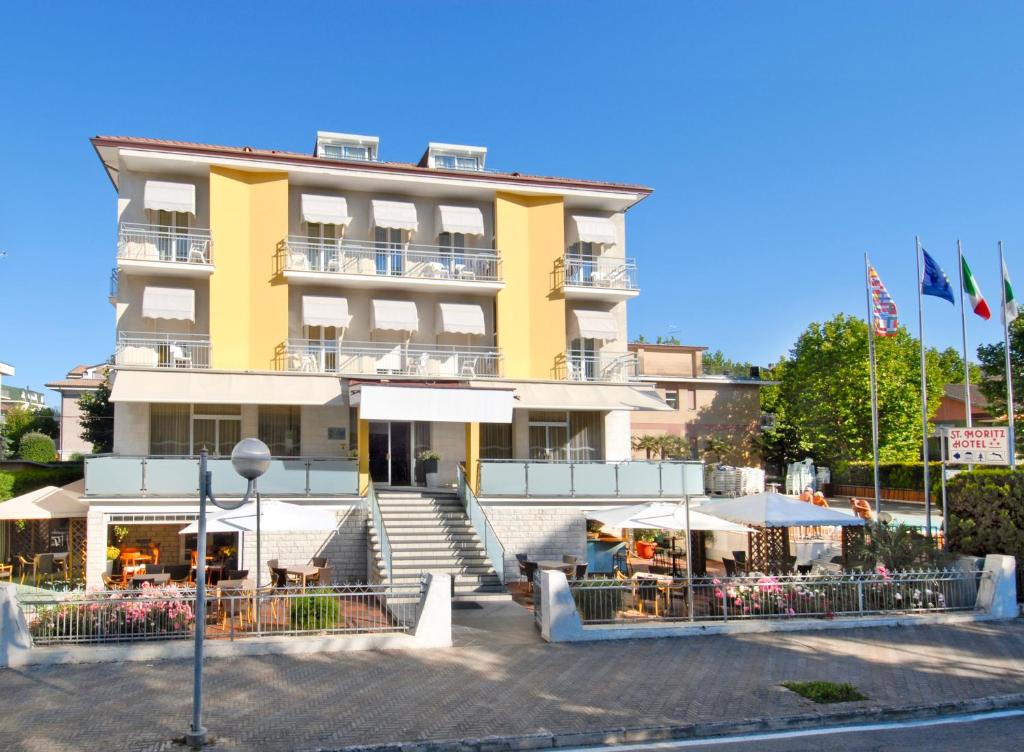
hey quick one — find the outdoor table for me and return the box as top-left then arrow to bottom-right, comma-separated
530,560 -> 575,573
287,565 -> 320,587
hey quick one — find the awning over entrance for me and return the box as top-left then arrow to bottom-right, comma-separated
110,370 -> 344,406
0,481 -> 87,520
143,180 -> 196,215
301,193 -> 351,226
571,309 -> 619,341
436,302 -> 485,335
353,383 -> 514,423
371,199 -> 418,232
142,286 -> 195,321
371,299 -> 419,332
480,381 -> 672,412
435,205 -> 485,236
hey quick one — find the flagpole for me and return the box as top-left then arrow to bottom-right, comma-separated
957,240 -> 974,433
864,253 -> 883,517
916,236 -> 932,541
1000,241 -> 1016,468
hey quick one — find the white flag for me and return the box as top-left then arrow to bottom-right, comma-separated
1004,257 -> 1019,323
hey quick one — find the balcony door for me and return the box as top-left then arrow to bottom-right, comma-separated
569,338 -> 598,381
155,209 -> 190,262
374,227 -> 404,276
369,421 -> 413,486
192,413 -> 241,457
528,411 -> 569,461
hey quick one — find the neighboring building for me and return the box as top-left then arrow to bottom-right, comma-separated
628,343 -> 768,466
0,383 -> 47,416
933,383 -> 993,426
45,363 -> 107,460
77,130 -> 697,593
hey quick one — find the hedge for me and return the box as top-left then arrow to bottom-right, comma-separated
18,432 -> 57,463
0,464 -> 85,501
831,462 -> 944,499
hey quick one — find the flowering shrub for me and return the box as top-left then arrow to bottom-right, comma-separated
28,583 -> 195,643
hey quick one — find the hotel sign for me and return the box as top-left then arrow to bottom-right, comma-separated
945,427 -> 1010,466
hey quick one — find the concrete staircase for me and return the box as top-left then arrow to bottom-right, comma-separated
368,489 -> 509,601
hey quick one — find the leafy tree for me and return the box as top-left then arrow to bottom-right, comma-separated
772,314 -> 945,468
632,435 -> 663,461
977,317 -> 1024,445
655,335 -> 681,345
18,432 -> 56,463
79,379 -> 114,454
0,405 -> 57,456
935,346 -> 981,385
752,360 -> 811,474
702,349 -> 755,378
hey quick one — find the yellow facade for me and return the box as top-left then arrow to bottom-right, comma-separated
494,193 -> 566,380
208,166 -> 289,371
358,418 -> 370,494
464,422 -> 480,493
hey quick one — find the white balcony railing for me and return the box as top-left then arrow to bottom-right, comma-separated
564,350 -> 637,382
284,238 -> 501,283
118,223 -> 213,265
284,339 -> 502,378
115,332 -> 211,369
563,254 -> 638,290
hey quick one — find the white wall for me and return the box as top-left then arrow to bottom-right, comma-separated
484,505 -> 587,582
118,170 -> 210,228
113,402 -> 149,454
116,273 -> 210,336
300,404 -> 351,457
431,422 -> 466,486
604,410 -> 632,461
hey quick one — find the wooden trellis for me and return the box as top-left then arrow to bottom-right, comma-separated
748,526 -> 791,573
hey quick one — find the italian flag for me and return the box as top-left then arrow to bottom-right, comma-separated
962,254 -> 991,319
1004,257 -> 1018,323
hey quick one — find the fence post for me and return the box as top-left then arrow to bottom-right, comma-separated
722,587 -> 729,622
570,463 -> 575,498
658,463 -> 664,497
524,462 -> 530,497
857,581 -> 865,614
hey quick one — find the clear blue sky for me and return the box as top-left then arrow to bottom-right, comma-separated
2,1 -> 1023,407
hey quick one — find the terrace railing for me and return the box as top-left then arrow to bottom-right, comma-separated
562,254 -> 638,290
563,350 -> 637,382
118,223 -> 213,265
477,459 -> 706,498
285,238 -> 502,283
115,331 -> 211,369
85,455 -> 360,497
367,484 -> 393,583
18,582 -> 422,646
284,339 -> 502,378
457,465 -> 506,584
568,568 -> 986,625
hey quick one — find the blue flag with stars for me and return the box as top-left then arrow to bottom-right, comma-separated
921,249 -> 954,303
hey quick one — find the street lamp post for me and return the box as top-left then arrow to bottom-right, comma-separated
186,439 -> 271,749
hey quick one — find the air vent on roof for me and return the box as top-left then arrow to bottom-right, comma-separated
422,142 -> 487,171
315,131 -> 379,162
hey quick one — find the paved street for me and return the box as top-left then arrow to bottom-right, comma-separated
0,606 -> 1022,752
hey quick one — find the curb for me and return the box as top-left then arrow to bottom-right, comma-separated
319,692 -> 1024,752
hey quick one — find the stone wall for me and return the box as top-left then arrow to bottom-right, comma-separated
482,504 -> 587,581
116,523 -> 187,565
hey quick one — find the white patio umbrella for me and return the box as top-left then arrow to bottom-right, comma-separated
700,492 -> 866,528
178,500 -> 337,535
586,502 -> 754,533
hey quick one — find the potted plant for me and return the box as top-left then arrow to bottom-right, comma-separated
634,529 -> 658,559
105,546 -> 120,575
417,450 -> 441,487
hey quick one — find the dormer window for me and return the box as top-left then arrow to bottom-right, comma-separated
435,154 -> 480,171
423,142 -> 487,171
315,131 -> 379,162
321,143 -> 370,161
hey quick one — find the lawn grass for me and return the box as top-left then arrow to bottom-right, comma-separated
781,680 -> 867,703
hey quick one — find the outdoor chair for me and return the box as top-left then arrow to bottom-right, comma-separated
145,563 -> 165,574
515,553 -> 529,563
34,554 -> 57,587
796,564 -> 812,575
101,572 -> 120,590
311,557 -> 328,568
522,561 -> 539,592
0,563 -> 11,582
723,558 -> 737,577
271,567 -> 291,588
226,570 -> 248,580
267,559 -> 280,570
315,566 -> 333,588
784,556 -> 798,572
562,554 -> 577,565
732,551 -> 747,571
165,564 -> 191,584
633,576 -> 665,617
574,562 -> 589,579
16,555 -> 33,584
216,579 -> 251,629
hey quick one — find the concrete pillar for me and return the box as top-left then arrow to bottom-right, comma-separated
358,418 -> 370,495
85,509 -> 108,590
604,410 -> 632,461
465,422 -> 480,493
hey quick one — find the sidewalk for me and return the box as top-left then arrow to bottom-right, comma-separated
0,603 -> 1022,752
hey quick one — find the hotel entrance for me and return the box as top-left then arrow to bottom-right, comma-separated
368,421 -> 412,486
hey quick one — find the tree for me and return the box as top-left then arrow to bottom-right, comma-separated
18,432 -> 56,463
632,435 -> 663,460
0,405 -> 57,457
934,346 -> 982,385
702,349 -> 755,378
79,379 -> 114,454
977,317 -> 1024,445
772,314 -> 946,468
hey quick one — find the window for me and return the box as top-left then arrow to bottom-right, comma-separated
481,423 -> 512,459
435,154 -> 480,171
569,412 -> 604,462
259,406 -> 302,456
528,411 -> 569,461
150,404 -> 190,455
685,389 -> 697,411
155,210 -> 190,262
374,226 -> 404,275
438,231 -> 467,273
192,404 -> 241,457
665,389 -> 679,410
322,143 -> 369,161
568,338 -> 598,381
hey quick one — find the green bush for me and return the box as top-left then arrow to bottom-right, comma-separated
572,579 -> 624,621
289,588 -> 341,631
18,432 -> 57,463
947,468 -> 1024,565
781,681 -> 866,703
0,473 -> 13,501
832,461 -> 943,498
0,464 -> 84,497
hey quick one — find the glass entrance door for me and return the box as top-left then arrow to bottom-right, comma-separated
369,422 -> 390,483
368,421 -> 414,485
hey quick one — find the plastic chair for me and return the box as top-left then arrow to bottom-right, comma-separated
723,558 -> 737,577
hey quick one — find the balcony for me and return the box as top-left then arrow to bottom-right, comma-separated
560,254 -> 639,301
476,460 -> 705,498
116,223 -> 214,278
282,238 -> 503,292
561,350 -> 638,383
84,455 -> 359,497
284,339 -> 502,378
115,332 -> 211,369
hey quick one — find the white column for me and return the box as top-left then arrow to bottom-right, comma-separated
85,509 -> 108,589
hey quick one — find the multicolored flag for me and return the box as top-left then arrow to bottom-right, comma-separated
961,254 -> 991,319
921,248 -> 955,303
1003,257 -> 1018,323
868,266 -> 899,336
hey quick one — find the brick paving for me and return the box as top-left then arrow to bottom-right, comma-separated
0,604 -> 1022,752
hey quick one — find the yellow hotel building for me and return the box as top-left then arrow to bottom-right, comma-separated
83,131 -> 700,594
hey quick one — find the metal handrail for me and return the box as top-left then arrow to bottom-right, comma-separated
563,254 -> 638,290
457,464 -> 506,584
284,339 -> 502,378
367,484 -> 393,583
284,237 -> 502,282
564,350 -> 638,382
115,332 -> 212,369
118,223 -> 213,265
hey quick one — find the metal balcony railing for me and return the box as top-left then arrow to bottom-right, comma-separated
477,459 -> 706,498
284,339 -> 502,378
118,223 -> 213,265
562,254 -> 638,290
563,350 -> 637,382
284,238 -> 502,283
115,332 -> 211,369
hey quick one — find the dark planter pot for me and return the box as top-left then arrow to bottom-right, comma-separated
421,458 -> 439,475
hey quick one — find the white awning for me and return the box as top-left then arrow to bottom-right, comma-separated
482,381 -> 672,412
371,199 -> 418,231
301,194 -> 351,226
354,384 -> 513,423
571,309 -> 619,341
142,286 -> 195,321
302,295 -> 351,328
0,481 -> 87,520
435,205 -> 485,237
144,180 -> 196,215
110,370 -> 344,405
371,299 -> 419,332
571,215 -> 617,246
436,302 -> 485,335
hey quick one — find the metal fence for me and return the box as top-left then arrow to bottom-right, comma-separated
285,238 -> 502,282
115,331 -> 212,369
19,581 -> 423,646
283,339 -> 502,378
567,568 -> 985,625
563,350 -> 637,382
563,255 -> 638,290
118,223 -> 213,265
